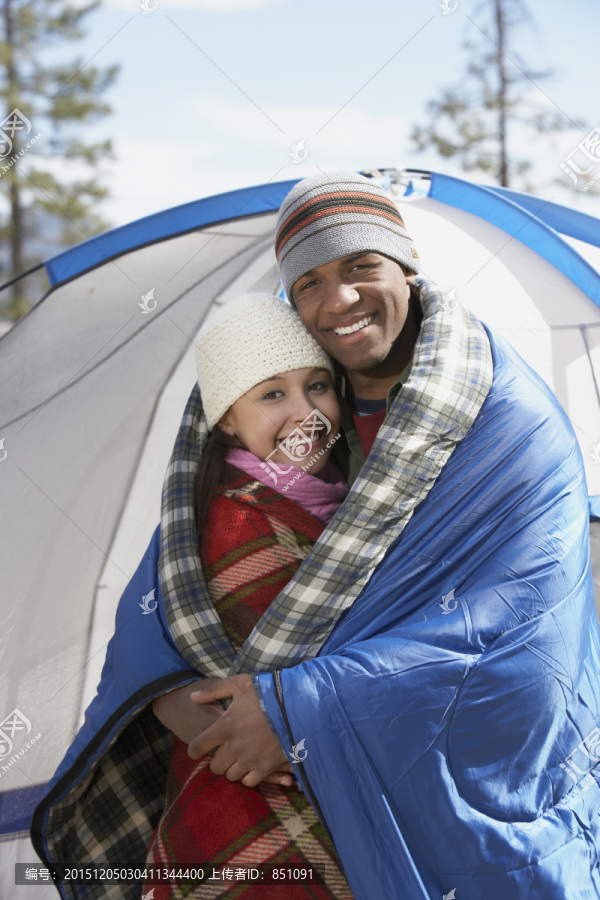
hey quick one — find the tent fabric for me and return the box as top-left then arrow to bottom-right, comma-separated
43,180 -> 298,287
485,184 -> 600,248
429,172 -> 600,305
2,169 -> 600,896
392,192 -> 600,501
30,325 -> 600,899
0,215 -> 282,813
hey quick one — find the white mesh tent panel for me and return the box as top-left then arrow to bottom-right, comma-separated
564,235 -> 600,274
80,241 -> 281,722
0,214 -> 279,792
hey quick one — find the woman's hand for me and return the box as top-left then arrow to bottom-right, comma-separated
152,679 -> 224,744
188,675 -> 291,788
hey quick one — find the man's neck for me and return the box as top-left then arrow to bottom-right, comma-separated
346,294 -> 421,401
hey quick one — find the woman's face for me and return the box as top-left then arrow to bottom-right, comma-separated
219,367 -> 341,475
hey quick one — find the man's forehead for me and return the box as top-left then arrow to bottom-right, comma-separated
299,251 -> 382,278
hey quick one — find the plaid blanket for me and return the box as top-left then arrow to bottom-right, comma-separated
197,470 -> 324,653
33,278 -> 493,899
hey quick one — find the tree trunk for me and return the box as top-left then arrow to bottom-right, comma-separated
3,0 -> 26,318
494,0 -> 510,187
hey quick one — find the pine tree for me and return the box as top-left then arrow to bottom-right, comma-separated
410,0 -> 579,190
0,0 -> 118,319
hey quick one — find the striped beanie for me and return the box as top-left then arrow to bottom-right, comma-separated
275,170 -> 420,300
196,293 -> 334,430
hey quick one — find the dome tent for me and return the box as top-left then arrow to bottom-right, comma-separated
1,168 -> 600,897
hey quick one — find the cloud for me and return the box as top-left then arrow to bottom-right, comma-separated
103,0 -> 283,10
183,96 -> 414,170
101,138 -> 271,225
101,98 -> 415,226
99,92 -> 599,230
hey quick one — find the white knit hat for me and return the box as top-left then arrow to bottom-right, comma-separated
196,293 -> 334,429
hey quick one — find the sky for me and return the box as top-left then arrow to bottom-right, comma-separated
23,0 -> 600,230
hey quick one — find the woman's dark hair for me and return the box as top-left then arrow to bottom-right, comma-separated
194,426 -> 243,553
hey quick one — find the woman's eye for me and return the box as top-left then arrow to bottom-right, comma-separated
261,390 -> 283,400
308,381 -> 328,392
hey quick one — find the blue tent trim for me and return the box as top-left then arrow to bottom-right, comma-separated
42,170 -> 600,302
485,185 -> 600,249
43,179 -> 300,288
429,173 -> 600,306
0,783 -> 47,834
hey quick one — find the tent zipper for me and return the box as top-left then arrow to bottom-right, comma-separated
272,669 -> 335,847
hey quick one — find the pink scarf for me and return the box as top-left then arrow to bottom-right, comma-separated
226,447 -> 349,526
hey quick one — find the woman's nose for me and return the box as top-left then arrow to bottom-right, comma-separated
289,394 -> 316,425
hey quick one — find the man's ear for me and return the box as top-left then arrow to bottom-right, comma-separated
400,263 -> 417,285
218,412 -> 235,436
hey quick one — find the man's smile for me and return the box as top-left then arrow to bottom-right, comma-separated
328,314 -> 375,340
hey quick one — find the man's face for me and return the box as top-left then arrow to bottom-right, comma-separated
291,252 -> 416,377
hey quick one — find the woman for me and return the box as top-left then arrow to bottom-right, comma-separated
143,293 -> 353,898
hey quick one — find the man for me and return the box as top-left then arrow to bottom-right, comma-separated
184,172 -> 600,896
33,172 -> 600,900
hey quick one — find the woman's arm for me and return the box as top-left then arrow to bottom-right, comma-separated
153,679 -> 224,743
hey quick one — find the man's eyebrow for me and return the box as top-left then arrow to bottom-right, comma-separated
344,252 -> 377,263
298,252 -> 376,280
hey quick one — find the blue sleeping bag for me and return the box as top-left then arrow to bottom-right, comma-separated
258,330 -> 600,898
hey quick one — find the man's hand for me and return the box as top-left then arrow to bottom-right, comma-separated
188,675 -> 291,788
152,677 -> 294,787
